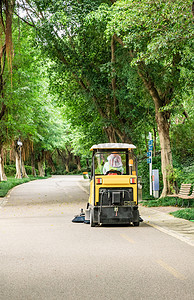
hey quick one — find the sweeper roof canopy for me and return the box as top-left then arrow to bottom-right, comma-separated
90,143 -> 136,151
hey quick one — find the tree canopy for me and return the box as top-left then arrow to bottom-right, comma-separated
0,0 -> 193,197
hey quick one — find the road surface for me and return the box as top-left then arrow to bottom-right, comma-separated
0,175 -> 194,300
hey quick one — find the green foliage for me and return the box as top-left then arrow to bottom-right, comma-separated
20,0 -> 156,152
171,119 -> 194,163
2,24 -> 43,141
142,197 -> 178,207
178,166 -> 194,187
4,165 -> 39,176
0,0 -> 192,195
172,159 -> 194,187
107,0 -> 193,62
142,197 -> 194,208
4,165 -> 16,177
170,209 -> 194,221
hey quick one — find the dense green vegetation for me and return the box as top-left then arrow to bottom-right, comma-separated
0,1 -> 193,199
170,209 -> 194,221
142,197 -> 194,208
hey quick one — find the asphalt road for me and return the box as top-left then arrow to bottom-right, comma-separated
0,175 -> 194,300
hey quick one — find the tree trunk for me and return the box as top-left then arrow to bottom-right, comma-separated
75,156 -> 81,171
15,151 -> 28,178
0,147 -> 7,181
37,151 -> 45,177
38,161 -> 45,177
138,67 -> 173,197
145,132 -> 148,152
153,127 -> 157,157
45,151 -> 56,173
22,161 -> 28,178
57,149 -> 69,172
65,161 -> 69,173
31,152 -> 37,177
104,125 -> 117,143
15,151 -> 22,179
113,36 -> 178,197
156,110 -> 173,197
115,128 -> 132,143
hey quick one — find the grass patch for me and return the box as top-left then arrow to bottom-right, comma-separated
170,208 -> 194,221
0,176 -> 51,197
142,197 -> 194,208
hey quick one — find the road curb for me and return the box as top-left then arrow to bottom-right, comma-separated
140,205 -> 194,247
145,221 -> 194,247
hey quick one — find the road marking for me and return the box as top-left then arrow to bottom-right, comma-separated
120,233 -> 135,244
156,259 -> 186,280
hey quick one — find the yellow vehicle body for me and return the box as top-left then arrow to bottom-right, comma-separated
89,175 -> 138,205
87,143 -> 140,227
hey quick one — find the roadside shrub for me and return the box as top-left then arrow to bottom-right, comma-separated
170,208 -> 194,221
68,162 -> 77,172
171,119 -> 194,164
25,166 -> 39,175
4,165 -> 16,176
4,165 -> 39,176
142,197 -> 194,208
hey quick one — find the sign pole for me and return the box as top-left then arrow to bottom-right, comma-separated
150,145 -> 152,196
148,132 -> 152,196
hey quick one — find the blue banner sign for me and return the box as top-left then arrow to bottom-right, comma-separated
149,145 -> 153,151
147,158 -> 151,164
147,151 -> 151,157
148,140 -> 153,146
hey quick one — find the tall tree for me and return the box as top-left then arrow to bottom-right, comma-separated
105,0 -> 193,196
17,0 -> 151,145
0,0 -> 15,180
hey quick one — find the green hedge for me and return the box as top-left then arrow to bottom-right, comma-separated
4,165 -> 38,176
142,197 -> 194,208
170,208 -> 194,221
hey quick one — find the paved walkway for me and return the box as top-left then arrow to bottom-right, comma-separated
79,179 -> 194,247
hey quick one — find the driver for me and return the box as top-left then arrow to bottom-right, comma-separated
103,153 -> 123,175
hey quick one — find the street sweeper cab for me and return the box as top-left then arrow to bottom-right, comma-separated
85,143 -> 140,227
